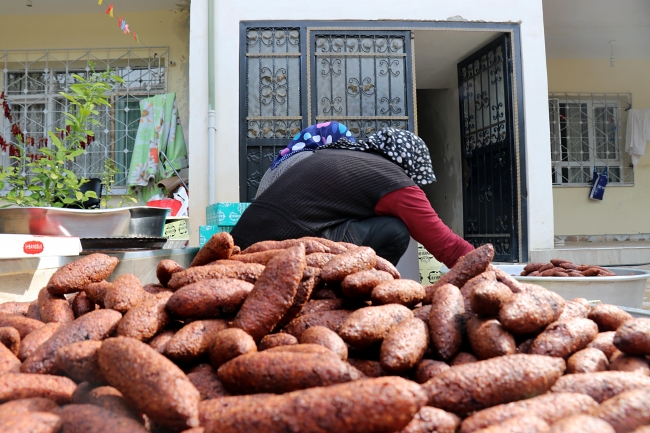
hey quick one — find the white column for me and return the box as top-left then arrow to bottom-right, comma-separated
188,0 -> 210,247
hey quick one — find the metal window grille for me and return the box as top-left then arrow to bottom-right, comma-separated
548,93 -> 633,186
0,47 -> 169,189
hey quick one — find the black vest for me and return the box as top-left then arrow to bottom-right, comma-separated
231,149 -> 415,249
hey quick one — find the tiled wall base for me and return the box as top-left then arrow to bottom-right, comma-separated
555,234 -> 650,244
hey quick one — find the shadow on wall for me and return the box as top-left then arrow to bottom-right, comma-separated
417,88 -> 463,236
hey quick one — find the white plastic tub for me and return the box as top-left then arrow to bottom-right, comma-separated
495,265 -> 650,309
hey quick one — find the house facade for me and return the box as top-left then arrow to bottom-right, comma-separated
2,0 -> 649,267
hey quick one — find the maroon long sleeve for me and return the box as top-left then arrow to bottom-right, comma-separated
374,185 -> 474,268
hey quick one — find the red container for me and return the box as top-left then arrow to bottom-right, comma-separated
147,199 -> 182,217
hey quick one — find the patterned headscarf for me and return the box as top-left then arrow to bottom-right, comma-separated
270,121 -> 354,170
324,128 -> 436,185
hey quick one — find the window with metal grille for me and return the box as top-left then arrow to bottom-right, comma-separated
0,47 -> 169,190
240,24 -> 414,201
548,93 -> 633,186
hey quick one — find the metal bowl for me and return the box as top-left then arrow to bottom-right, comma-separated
0,206 -> 170,238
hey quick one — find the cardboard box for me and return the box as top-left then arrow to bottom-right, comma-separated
0,234 -> 81,258
164,217 -> 190,240
206,202 -> 251,226
418,243 -> 442,285
199,225 -> 233,247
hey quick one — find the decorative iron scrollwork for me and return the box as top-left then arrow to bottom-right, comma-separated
379,59 -> 401,77
347,77 -> 375,97
321,96 -> 343,115
380,97 -> 402,115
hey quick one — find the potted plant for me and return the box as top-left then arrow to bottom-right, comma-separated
0,66 -> 126,208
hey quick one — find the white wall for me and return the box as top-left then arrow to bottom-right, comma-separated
417,89 -> 464,236
194,0 -> 554,252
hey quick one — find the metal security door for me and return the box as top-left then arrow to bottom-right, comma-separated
458,34 -> 521,262
309,31 -> 414,137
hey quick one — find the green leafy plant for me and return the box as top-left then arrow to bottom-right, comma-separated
99,159 -> 138,209
0,67 -> 126,208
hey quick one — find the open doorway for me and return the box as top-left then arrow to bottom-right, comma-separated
413,30 -> 525,262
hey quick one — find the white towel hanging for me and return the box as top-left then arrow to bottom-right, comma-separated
625,108 -> 650,166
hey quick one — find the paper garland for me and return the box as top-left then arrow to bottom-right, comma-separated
100,3 -> 144,45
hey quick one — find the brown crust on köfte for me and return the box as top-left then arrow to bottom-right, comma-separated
46,253 -> 119,295
0,302 -> 30,317
71,383 -> 141,422
320,246 -> 377,283
297,298 -> 348,317
0,314 -> 44,338
471,415 -> 549,433
187,364 -> 232,400
557,299 -> 591,321
228,248 -> 286,265
0,341 -> 20,374
190,232 -> 234,267
232,245 -> 306,342
164,319 -> 228,363
608,351 -> 650,375
566,347 -> 609,374
423,354 -> 566,414
380,318 -> 429,374
550,371 -> 650,402
613,318 -> 650,355
401,406 -> 460,433
202,377 -> 427,433
258,333 -> 298,350
0,373 -> 76,404
374,255 -> 401,279
37,288 -> 74,324
529,317 -> 599,358
241,238 -> 329,255
55,404 -> 147,433
341,269 -> 394,299
217,350 -> 354,394
26,301 -> 41,321
429,283 -> 465,361
0,397 -> 59,417
300,326 -> 348,361
0,326 -> 20,356
82,280 -> 112,308
499,292 -> 555,335
347,358 -> 389,377
339,304 -> 414,348
209,328 -> 257,368
273,266 -> 319,332
18,323 -> 60,361
426,244 -> 494,294
103,274 -> 147,314
71,291 -> 96,318
148,329 -> 176,354
156,259 -> 185,287
305,252 -> 336,268
470,280 -> 513,317
413,304 -> 432,322
548,415 -> 615,433
282,309 -> 352,339
414,359 -> 450,384
371,279 -> 426,308
117,292 -> 172,341
0,411 -> 62,433
21,309 -> 122,375
587,331 -> 618,358
450,352 -> 479,366
489,265 -> 523,293
592,388 -> 650,433
519,284 -> 565,321
168,263 -> 265,290
467,316 -> 516,360
55,340 -> 105,385
588,304 -> 633,331
460,392 -> 597,433
98,337 -> 200,430
166,278 -> 254,319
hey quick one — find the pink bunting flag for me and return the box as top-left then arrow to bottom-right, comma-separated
124,24 -> 130,35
